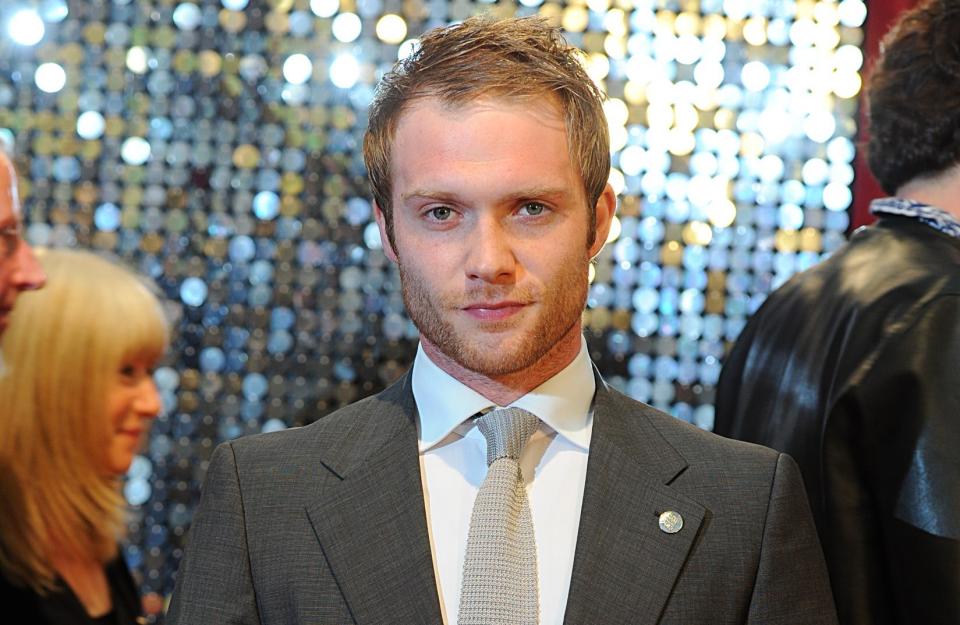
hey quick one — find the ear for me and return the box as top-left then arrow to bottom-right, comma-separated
373,200 -> 398,263
588,183 -> 617,259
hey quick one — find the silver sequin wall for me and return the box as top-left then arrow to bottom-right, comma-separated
0,0 -> 865,618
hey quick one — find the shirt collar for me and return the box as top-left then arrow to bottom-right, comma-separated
412,336 -> 595,453
870,197 -> 960,240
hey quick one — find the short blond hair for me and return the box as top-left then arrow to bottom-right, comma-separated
363,15 -> 610,248
0,249 -> 169,593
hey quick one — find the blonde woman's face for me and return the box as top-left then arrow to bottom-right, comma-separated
105,359 -> 161,475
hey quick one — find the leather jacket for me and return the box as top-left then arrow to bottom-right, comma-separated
715,216 -> 960,625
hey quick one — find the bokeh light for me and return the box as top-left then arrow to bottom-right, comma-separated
0,1 -> 865,617
34,62 -> 66,93
7,9 -> 45,46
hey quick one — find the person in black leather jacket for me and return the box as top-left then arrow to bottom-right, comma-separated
714,2 -> 960,624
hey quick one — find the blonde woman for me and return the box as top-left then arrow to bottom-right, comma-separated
0,249 -> 169,624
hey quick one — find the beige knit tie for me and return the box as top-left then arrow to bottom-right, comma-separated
458,407 -> 540,625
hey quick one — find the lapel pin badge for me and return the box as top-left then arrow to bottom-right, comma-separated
658,510 -> 683,534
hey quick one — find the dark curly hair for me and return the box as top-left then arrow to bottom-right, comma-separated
867,0 -> 960,194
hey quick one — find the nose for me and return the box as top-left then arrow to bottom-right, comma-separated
13,241 -> 45,292
135,378 -> 163,419
465,215 -> 516,285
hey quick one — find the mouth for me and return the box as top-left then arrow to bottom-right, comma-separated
461,300 -> 529,321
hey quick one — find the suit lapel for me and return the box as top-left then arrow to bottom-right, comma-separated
305,373 -> 443,625
302,368 -> 704,624
563,374 -> 706,625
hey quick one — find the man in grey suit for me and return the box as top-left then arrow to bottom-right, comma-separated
168,17 -> 837,625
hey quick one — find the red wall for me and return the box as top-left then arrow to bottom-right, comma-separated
851,0 -> 919,229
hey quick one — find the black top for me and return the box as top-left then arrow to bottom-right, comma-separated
0,554 -> 141,625
715,217 -> 960,625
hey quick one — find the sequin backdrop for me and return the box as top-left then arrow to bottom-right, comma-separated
0,0 -> 865,618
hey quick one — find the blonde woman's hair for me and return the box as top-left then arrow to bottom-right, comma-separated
0,249 -> 169,593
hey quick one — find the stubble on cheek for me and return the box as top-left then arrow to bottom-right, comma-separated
396,254 -> 590,377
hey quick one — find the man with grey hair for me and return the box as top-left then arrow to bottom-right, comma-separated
0,147 -> 45,339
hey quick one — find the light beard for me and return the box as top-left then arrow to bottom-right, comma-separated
398,257 -> 590,377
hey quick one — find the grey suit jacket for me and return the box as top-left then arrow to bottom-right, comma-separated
167,370 -> 837,624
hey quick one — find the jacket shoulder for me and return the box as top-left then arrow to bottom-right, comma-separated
224,372 -> 415,472
656,403 -> 778,470
606,384 -> 782,480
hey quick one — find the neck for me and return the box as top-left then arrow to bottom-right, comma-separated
52,556 -> 112,618
896,164 -> 960,220
421,322 -> 584,406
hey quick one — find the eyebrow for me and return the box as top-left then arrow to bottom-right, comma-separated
401,186 -> 569,204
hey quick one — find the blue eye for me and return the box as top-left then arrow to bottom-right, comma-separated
521,203 -> 546,216
428,206 -> 453,221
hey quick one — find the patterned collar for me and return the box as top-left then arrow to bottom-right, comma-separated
870,197 -> 960,240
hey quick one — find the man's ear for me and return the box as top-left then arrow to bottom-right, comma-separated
588,183 -> 617,259
373,200 -> 398,263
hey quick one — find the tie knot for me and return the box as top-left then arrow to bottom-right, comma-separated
476,407 -> 540,466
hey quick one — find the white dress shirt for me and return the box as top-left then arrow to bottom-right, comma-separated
412,337 -> 595,625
